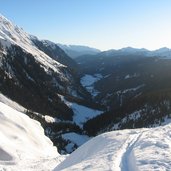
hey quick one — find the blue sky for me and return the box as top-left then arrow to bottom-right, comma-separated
1,0 -> 171,50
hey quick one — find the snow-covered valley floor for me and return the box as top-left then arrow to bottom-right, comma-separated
1,95 -> 171,171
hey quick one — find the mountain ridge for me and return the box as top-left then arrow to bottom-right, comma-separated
0,14 -> 99,154
1,13 -> 171,156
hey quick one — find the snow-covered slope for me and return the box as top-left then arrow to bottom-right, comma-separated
0,102 -> 64,171
0,14 -> 83,98
0,13 -> 91,121
1,94 -> 171,171
54,123 -> 171,171
0,15 -> 65,74
81,74 -> 103,97
59,95 -> 103,127
31,39 -> 78,70
0,14 -> 104,154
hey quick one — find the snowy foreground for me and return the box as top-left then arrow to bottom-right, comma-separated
0,102 -> 65,171
1,100 -> 171,171
54,125 -> 171,171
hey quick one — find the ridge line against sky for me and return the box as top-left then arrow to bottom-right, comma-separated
1,0 -> 171,51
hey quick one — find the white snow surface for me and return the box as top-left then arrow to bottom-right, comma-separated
54,123 -> 171,171
0,102 -> 64,171
81,74 -> 103,97
59,95 -> 103,127
0,14 -> 66,76
1,93 -> 171,171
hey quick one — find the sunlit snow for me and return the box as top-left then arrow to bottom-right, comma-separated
0,102 -> 64,171
54,124 -> 171,171
1,97 -> 171,171
59,95 -> 103,127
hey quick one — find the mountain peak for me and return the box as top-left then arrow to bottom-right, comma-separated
0,14 -> 11,24
120,47 -> 148,52
155,47 -> 171,52
0,13 -> 30,47
0,14 -> 65,74
0,13 -> 21,36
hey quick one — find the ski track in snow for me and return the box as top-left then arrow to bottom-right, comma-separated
110,131 -> 141,171
120,132 -> 143,171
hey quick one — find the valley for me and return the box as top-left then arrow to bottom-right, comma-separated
1,14 -> 171,154
0,11 -> 171,170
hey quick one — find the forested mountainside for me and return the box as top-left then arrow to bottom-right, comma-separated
0,14 -> 101,153
1,14 -> 171,154
76,49 -> 171,135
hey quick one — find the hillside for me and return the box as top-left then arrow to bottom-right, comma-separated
0,101 -> 65,171
1,98 -> 171,171
1,13 -> 171,157
54,123 -> 171,171
76,50 -> 171,135
0,14 -> 101,153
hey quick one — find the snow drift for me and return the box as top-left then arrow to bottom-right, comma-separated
0,102 -> 64,171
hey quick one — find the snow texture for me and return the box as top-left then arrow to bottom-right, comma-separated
0,102 -> 64,171
1,93 -> 171,171
54,123 -> 171,171
0,14 -> 66,77
59,95 -> 103,127
0,93 -> 25,112
124,73 -> 139,79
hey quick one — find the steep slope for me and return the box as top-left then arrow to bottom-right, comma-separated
54,123 -> 171,171
32,39 -> 78,70
0,102 -> 64,171
1,98 -> 171,171
0,14 -> 102,153
0,92 -> 25,112
0,14 -> 94,119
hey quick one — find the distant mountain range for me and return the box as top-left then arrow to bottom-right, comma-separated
58,44 -> 171,59
103,47 -> 171,58
76,46 -> 171,60
57,43 -> 101,58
